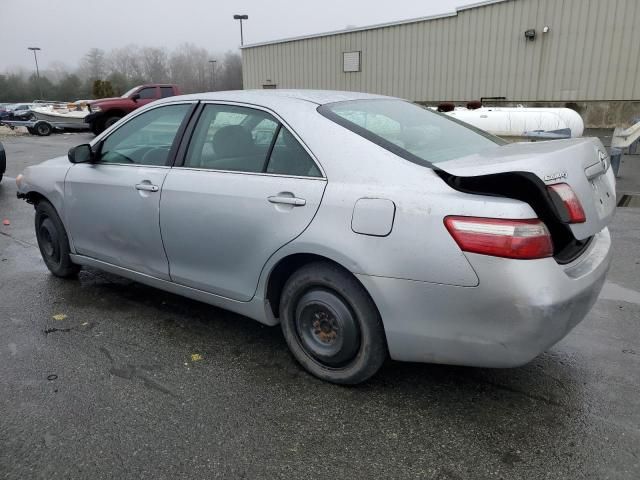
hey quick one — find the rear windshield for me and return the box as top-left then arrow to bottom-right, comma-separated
318,99 -> 504,167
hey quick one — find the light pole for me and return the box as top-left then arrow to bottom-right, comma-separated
27,47 -> 43,100
209,60 -> 217,91
233,14 -> 249,46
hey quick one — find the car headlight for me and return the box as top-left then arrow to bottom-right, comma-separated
90,105 -> 102,113
15,174 -> 24,189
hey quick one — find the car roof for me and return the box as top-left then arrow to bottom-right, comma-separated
158,89 -> 394,107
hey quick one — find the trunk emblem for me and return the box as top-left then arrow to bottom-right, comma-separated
543,171 -> 568,182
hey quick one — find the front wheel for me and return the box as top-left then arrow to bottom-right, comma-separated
35,201 -> 80,278
280,262 -> 387,384
103,115 -> 122,130
90,121 -> 103,135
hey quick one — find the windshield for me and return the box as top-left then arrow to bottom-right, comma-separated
318,99 -> 504,166
121,87 -> 139,98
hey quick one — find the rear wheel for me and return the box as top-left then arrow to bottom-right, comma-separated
279,262 -> 387,384
35,201 -> 80,278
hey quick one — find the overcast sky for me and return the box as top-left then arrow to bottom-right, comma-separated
0,0 -> 474,72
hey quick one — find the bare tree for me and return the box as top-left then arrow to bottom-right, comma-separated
217,51 -> 243,91
78,48 -> 106,81
44,61 -> 72,85
169,43 -> 209,93
141,47 -> 169,83
108,45 -> 145,82
0,43 -> 244,102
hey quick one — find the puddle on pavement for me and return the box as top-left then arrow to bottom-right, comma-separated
599,281 -> 640,305
617,194 -> 640,208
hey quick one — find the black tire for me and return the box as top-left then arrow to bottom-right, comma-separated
90,121 -> 103,135
103,115 -> 122,130
27,127 -> 36,135
280,262 -> 387,384
35,122 -> 52,136
35,201 -> 80,278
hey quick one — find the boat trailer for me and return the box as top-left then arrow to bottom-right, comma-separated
0,118 -> 89,136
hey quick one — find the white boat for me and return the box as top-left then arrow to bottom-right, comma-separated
440,106 -> 584,140
32,106 -> 89,124
30,105 -> 90,130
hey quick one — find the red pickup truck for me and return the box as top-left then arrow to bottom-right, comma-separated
85,84 -> 180,134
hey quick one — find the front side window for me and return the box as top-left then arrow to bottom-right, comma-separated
98,104 -> 190,166
184,104 -> 321,177
318,99 -> 503,166
137,87 -> 157,99
122,87 -> 139,98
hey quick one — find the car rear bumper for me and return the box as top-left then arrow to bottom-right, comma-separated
357,227 -> 612,367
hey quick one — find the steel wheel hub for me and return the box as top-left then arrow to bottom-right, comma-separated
39,217 -> 60,263
295,289 -> 361,367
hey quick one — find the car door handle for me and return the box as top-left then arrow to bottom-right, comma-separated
268,195 -> 306,206
135,183 -> 159,192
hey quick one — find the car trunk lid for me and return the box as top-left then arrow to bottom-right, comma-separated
435,137 -> 616,240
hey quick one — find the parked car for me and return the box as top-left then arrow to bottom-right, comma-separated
0,141 -> 5,183
0,103 -> 35,121
16,90 -> 615,384
84,84 -> 180,135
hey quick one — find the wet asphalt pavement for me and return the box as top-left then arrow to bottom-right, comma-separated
0,132 -> 639,479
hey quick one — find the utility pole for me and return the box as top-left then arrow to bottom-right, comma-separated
209,60 -> 217,91
233,15 -> 249,46
27,47 -> 43,100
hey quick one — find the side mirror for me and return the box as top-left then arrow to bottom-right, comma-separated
131,93 -> 140,102
68,144 -> 94,164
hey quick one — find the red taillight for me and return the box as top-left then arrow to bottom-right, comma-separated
444,216 -> 554,260
547,183 -> 586,223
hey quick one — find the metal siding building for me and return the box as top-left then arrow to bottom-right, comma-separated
241,0 -> 640,107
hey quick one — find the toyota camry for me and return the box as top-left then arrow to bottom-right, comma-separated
16,90 -> 615,384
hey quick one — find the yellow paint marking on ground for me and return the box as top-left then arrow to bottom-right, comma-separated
190,353 -> 203,362
52,314 -> 67,321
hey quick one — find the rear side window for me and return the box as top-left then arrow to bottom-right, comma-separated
184,104 -> 321,177
318,99 -> 503,166
160,87 -> 175,98
267,128 -> 321,177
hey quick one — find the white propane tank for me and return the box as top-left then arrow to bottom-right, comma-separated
444,106 -> 584,138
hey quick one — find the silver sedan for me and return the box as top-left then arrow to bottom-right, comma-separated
16,90 -> 615,384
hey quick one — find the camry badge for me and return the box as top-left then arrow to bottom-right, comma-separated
543,171 -> 568,182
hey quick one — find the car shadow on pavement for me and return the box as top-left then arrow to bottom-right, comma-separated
62,267 -> 586,411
